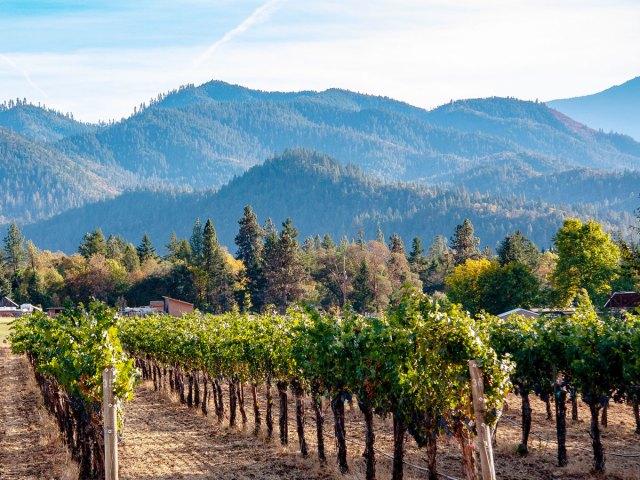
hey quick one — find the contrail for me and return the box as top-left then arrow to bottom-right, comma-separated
194,0 -> 285,66
0,53 -> 48,98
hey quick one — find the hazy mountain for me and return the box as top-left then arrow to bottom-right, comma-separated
0,103 -> 97,142
20,149 -> 605,254
0,128 -> 135,223
53,81 -> 640,190
547,76 -> 640,141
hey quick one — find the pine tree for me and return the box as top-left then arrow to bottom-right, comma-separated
408,237 -> 424,265
0,264 -> 11,297
79,228 -> 107,259
376,226 -> 385,243
389,234 -> 405,254
3,222 -> 26,275
203,219 -> 235,312
450,219 -> 480,266
497,230 -> 541,269
235,206 -> 265,311
321,234 -> 335,250
262,218 -> 306,311
136,233 -> 157,263
106,234 -> 123,261
122,243 -> 140,272
189,218 -> 204,266
350,259 -> 373,313
357,228 -> 365,248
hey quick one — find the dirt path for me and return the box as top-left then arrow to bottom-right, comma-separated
0,345 -> 76,480
119,382 -> 333,480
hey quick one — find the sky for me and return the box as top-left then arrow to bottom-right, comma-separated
1,0 -> 639,122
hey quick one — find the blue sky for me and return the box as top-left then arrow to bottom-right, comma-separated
1,0 -> 639,121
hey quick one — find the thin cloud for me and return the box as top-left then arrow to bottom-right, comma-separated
0,53 -> 48,98
194,0 -> 285,67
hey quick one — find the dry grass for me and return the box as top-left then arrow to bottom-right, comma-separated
0,345 -> 78,480
0,317 -> 13,342
120,378 -> 640,480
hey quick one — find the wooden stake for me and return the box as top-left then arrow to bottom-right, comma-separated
469,360 -> 496,480
103,367 -> 119,480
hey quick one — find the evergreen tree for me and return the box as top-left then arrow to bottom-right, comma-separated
3,222 -> 26,275
450,219 -> 480,266
106,234 -> 123,261
166,232 -> 181,261
497,230 -> 541,269
376,226 -> 385,243
79,228 -> 107,259
203,219 -> 235,312
189,218 -> 204,266
0,264 -> 11,297
235,206 -> 265,310
357,227 -> 365,248
408,237 -> 424,265
350,259 -> 373,313
321,234 -> 335,250
389,234 -> 405,255
423,235 -> 453,293
136,233 -> 157,263
262,218 -> 306,311
122,243 -> 140,272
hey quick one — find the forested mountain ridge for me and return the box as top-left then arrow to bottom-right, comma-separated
50,80 -> 640,190
0,102 -> 97,142
0,127 -> 135,224
20,149 -> 599,254
548,76 -> 640,141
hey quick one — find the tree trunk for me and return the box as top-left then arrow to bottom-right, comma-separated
359,399 -> 376,480
179,371 -> 186,404
202,374 -> 208,416
601,400 -> 608,427
237,382 -> 248,426
187,373 -> 194,408
229,380 -> 237,428
252,383 -> 261,435
266,379 -> 274,440
555,386 -> 568,467
392,413 -> 407,480
424,411 -> 438,480
456,419 -> 478,480
194,372 -> 200,408
169,368 -> 175,391
517,391 -> 532,455
331,391 -> 349,474
545,395 -> 553,420
294,385 -> 308,457
163,366 -> 167,391
571,392 -> 579,422
633,398 -> 640,434
589,403 -> 605,473
311,386 -> 326,464
152,363 -> 158,390
277,381 -> 288,445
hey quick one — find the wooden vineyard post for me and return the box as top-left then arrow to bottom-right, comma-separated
103,367 -> 119,480
469,360 -> 496,480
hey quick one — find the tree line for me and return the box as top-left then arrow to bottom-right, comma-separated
1,205 -> 639,314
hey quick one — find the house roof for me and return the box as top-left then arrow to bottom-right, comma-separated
162,296 -> 194,307
497,308 -> 540,320
0,297 -> 18,308
604,292 -> 640,309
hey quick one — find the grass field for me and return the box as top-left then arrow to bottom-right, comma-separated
0,317 -> 13,342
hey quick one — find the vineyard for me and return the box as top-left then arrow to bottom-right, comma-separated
7,291 -> 640,480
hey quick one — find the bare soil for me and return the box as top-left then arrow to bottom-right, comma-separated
120,378 -> 640,480
0,345 -> 77,480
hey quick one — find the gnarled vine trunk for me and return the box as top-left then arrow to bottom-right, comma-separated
237,382 -> 248,426
194,372 -> 200,408
202,374 -> 208,416
294,383 -> 308,457
424,411 -> 438,480
454,418 -> 478,480
518,391 -> 532,455
589,403 -> 605,473
555,385 -> 568,467
359,399 -> 376,480
633,398 -> 640,434
311,385 -> 326,464
601,400 -> 608,427
277,381 -> 288,445
229,380 -> 237,427
266,378 -> 274,439
392,413 -> 407,480
252,382 -> 261,435
331,390 -> 348,474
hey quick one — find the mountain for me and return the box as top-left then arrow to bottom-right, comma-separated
20,149 -> 612,254
547,76 -> 640,141
53,81 -> 640,191
0,128 -> 135,223
0,103 -> 97,142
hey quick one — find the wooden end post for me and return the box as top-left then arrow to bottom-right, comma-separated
103,367 -> 119,480
469,360 -> 496,480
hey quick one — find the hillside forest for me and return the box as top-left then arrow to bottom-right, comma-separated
2,203 -> 639,315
